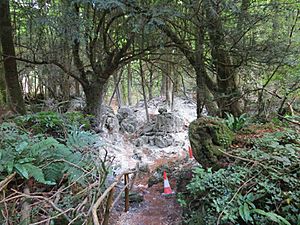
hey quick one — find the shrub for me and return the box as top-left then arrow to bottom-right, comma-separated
14,111 -> 93,136
0,122 -> 99,185
64,111 -> 92,130
224,113 -> 248,132
0,121 -> 110,224
14,111 -> 64,135
179,129 -> 300,225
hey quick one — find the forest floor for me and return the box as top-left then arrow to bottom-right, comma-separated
105,97 -> 197,224
110,158 -> 183,225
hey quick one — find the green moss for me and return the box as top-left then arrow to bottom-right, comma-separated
189,117 -> 234,169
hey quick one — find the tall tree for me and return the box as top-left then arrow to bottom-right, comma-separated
0,41 -> 6,105
204,0 -> 242,116
0,0 -> 25,114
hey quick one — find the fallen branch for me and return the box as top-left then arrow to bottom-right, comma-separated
12,189 -> 72,223
0,172 -> 16,192
278,114 -> 300,126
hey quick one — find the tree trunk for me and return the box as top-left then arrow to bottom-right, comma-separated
147,64 -> 154,100
0,42 -> 6,105
127,63 -> 132,106
205,0 -> 242,117
83,81 -> 106,125
0,0 -> 25,114
160,73 -> 166,97
139,59 -> 150,123
195,7 -> 219,117
113,71 -> 123,108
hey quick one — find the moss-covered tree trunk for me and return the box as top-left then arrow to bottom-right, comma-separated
0,0 -> 25,114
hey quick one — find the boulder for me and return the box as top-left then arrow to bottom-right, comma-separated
154,134 -> 174,148
189,117 -> 234,169
117,107 -> 138,133
102,105 -> 119,132
155,108 -> 184,133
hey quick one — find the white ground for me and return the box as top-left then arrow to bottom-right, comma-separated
99,96 -> 197,174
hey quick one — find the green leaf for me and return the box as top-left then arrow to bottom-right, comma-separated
253,209 -> 291,225
7,161 -> 14,173
15,163 -> 29,179
243,203 -> 252,222
16,141 -> 28,153
239,204 -> 246,221
23,164 -> 55,185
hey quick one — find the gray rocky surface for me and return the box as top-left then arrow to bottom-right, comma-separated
117,107 -> 138,133
101,105 -> 119,132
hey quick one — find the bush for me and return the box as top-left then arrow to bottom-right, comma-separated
64,111 -> 92,130
0,121 -> 110,224
14,111 -> 92,136
224,113 -> 248,132
179,129 -> 300,225
0,122 -> 100,185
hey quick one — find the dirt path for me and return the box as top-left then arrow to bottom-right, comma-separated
110,158 -> 184,225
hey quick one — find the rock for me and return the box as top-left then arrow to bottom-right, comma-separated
129,192 -> 144,203
189,117 -> 234,169
117,107 -> 138,133
117,107 -> 134,119
158,107 -> 168,114
139,163 -> 150,173
132,152 -> 142,160
154,134 -> 174,148
148,165 -> 170,187
148,171 -> 162,187
142,123 -> 154,134
102,105 -> 119,133
155,112 -> 184,133
134,138 -> 144,147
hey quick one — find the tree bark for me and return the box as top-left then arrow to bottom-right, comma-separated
140,59 -> 150,123
205,0 -> 242,117
0,0 -> 26,114
83,81 -> 106,124
113,71 -> 123,108
0,42 -> 6,105
127,63 -> 132,105
160,73 -> 166,97
195,6 -> 219,117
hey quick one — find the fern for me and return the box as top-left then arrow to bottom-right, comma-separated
0,122 -> 103,185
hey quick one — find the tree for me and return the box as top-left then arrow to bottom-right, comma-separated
0,0 -> 25,114
0,42 -> 6,105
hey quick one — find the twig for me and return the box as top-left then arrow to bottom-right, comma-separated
216,173 -> 261,225
67,213 -> 83,225
29,208 -> 74,225
0,172 -> 16,192
12,189 -> 72,223
278,114 -> 300,126
216,148 -> 281,174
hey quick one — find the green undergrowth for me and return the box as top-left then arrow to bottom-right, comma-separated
0,112 -> 111,224
178,127 -> 300,225
13,111 -> 93,136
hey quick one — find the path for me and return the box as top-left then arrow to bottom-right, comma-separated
110,159 -> 184,225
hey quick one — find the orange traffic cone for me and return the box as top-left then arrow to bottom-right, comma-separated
188,146 -> 193,159
162,171 -> 175,195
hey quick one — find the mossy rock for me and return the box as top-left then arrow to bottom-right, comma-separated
188,117 -> 234,169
